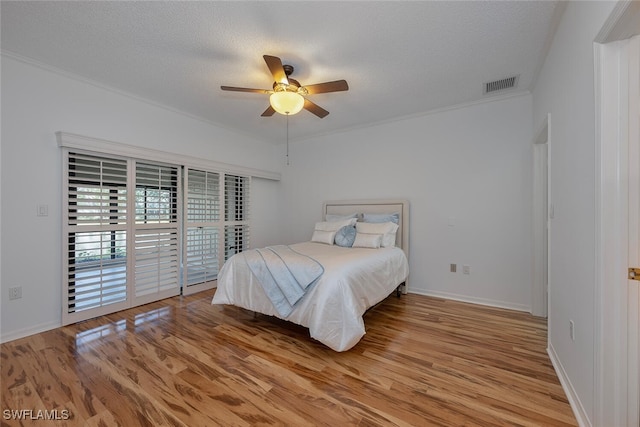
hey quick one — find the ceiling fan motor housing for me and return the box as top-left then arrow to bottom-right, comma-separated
273,65 -> 305,94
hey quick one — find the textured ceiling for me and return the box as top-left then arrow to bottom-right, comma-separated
0,1 -> 562,144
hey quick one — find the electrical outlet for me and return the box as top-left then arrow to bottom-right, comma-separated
9,286 -> 22,300
569,320 -> 575,341
463,265 -> 470,275
450,264 -> 457,273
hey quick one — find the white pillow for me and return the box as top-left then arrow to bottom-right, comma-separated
325,213 -> 358,222
311,229 -> 336,245
314,217 -> 357,232
352,232 -> 382,249
355,221 -> 399,247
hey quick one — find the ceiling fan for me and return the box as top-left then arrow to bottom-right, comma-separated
221,55 -> 349,118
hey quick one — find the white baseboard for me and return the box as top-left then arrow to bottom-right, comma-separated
0,320 -> 61,344
410,289 -> 531,313
547,343 -> 591,427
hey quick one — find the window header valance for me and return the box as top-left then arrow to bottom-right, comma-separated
56,131 -> 281,181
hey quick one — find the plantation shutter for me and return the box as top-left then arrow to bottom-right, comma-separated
224,174 -> 250,260
183,168 -> 221,295
63,152 -> 129,324
61,134 -> 259,325
133,162 -> 180,305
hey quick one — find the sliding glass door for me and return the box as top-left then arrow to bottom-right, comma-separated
132,162 -> 180,305
63,149 -> 252,324
182,168 -> 221,295
63,152 -> 180,324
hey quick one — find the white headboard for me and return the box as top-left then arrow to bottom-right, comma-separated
322,199 -> 410,259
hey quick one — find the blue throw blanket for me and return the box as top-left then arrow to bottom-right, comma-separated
242,245 -> 324,317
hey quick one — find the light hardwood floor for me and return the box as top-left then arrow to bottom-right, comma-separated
1,291 -> 576,426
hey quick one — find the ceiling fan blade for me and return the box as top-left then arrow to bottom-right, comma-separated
261,105 -> 276,117
263,55 -> 289,85
221,86 -> 270,94
303,80 -> 349,95
303,98 -> 329,118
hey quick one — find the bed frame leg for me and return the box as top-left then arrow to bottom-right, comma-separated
396,281 -> 405,297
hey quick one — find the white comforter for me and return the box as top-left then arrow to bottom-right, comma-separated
212,241 -> 409,351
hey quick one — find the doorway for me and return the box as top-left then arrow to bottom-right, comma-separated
532,115 -> 550,318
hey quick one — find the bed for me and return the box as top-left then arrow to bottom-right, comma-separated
211,199 -> 410,351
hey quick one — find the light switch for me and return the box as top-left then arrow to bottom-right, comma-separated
37,204 -> 49,217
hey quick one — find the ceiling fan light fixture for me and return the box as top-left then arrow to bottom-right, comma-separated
269,91 -> 304,115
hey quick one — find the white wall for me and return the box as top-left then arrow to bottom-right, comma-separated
280,94 -> 534,312
0,56 -> 283,342
532,1 -> 616,425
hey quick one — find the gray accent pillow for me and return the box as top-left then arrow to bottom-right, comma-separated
334,225 -> 357,247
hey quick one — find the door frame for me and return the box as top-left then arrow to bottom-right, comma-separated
594,2 -> 639,423
532,114 -> 550,318
626,33 -> 639,427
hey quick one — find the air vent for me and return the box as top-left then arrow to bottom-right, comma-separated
483,75 -> 519,94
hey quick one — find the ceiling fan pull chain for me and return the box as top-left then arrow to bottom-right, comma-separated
286,115 -> 290,166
